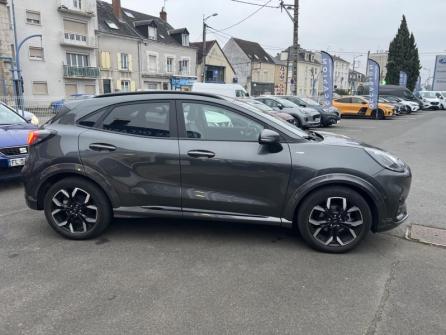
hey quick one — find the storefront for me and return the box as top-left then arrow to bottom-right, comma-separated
170,76 -> 196,91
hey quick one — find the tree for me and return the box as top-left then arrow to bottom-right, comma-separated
385,15 -> 421,91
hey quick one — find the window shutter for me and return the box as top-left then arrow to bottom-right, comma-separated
117,53 -> 122,70
116,80 -> 121,91
100,52 -> 106,69
128,54 -> 133,72
130,81 -> 136,92
105,52 -> 111,69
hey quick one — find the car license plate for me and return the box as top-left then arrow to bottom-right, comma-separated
8,157 -> 26,167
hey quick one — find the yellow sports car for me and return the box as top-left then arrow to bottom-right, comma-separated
333,96 -> 394,119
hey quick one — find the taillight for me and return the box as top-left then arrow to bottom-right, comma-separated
27,130 -> 56,146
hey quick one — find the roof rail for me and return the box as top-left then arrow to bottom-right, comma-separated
94,91 -> 224,100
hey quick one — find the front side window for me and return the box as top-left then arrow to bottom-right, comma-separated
182,102 -> 263,142
337,97 -> 352,103
101,102 -> 171,138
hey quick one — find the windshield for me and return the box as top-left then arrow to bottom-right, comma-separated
420,92 -> 437,98
0,104 -> 26,125
300,97 -> 319,106
229,99 -> 308,138
235,99 -> 274,112
275,98 -> 299,108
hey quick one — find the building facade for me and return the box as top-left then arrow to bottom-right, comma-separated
332,55 -> 350,91
0,0 -> 14,97
190,40 -> 235,84
348,70 -> 366,94
97,0 -> 196,94
275,47 -> 321,97
369,51 -> 388,81
223,38 -> 275,96
12,0 -> 100,101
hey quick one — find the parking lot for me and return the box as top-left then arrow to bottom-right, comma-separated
1,110 -> 446,335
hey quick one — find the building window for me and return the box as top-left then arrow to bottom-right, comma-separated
26,10 -> 41,25
179,59 -> 189,75
65,83 -> 77,96
148,26 -> 157,40
63,20 -> 88,43
73,0 -> 82,9
121,80 -> 130,92
67,53 -> 89,67
181,33 -> 189,47
148,54 -> 157,73
29,47 -> 44,60
105,21 -> 119,30
120,53 -> 129,70
166,57 -> 174,73
32,81 -> 48,95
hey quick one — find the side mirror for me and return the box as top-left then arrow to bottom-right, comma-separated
259,129 -> 281,145
277,103 -> 284,110
24,115 -> 32,123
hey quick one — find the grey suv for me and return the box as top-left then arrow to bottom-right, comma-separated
23,92 -> 411,253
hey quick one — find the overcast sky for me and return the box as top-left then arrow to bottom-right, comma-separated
107,0 -> 445,85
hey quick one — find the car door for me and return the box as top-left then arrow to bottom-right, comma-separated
333,97 -> 352,116
176,100 -> 292,221
78,100 -> 181,210
351,97 -> 369,116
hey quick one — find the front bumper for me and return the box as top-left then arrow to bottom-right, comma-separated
373,166 -> 412,233
302,115 -> 321,128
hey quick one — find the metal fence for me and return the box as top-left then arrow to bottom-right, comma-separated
1,96 -> 59,125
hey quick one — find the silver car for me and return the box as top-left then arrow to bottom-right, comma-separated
255,96 -> 321,128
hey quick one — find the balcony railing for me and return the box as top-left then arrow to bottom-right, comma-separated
57,0 -> 95,17
63,65 -> 100,78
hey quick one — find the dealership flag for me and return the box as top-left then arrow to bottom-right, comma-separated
367,59 -> 380,110
321,51 -> 334,108
399,71 -> 408,87
414,76 -> 421,93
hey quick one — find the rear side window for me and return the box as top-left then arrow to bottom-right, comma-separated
337,97 -> 352,103
101,102 -> 171,138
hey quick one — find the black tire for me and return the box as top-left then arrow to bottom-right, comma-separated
44,177 -> 112,240
296,186 -> 372,253
293,117 -> 302,129
371,109 -> 385,120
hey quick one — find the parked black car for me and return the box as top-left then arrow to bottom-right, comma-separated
23,92 -> 411,253
281,96 -> 341,127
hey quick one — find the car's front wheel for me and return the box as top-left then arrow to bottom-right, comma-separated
44,177 -> 112,239
297,186 -> 372,253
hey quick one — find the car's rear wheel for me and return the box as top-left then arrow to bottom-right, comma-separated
44,177 -> 112,239
297,186 -> 372,253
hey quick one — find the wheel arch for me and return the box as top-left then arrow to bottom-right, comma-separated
35,167 -> 120,210
283,174 -> 384,232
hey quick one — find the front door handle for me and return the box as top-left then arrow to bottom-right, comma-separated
187,150 -> 215,158
89,143 -> 117,152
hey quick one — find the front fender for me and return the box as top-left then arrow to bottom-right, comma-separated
282,173 -> 385,223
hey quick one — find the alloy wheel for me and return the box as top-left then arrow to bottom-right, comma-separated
50,187 -> 98,234
308,197 -> 364,247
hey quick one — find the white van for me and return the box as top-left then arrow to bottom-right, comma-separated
192,83 -> 249,98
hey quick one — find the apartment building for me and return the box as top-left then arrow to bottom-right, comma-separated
0,0 -> 14,97
12,0 -> 99,100
223,37 -> 275,96
96,0 -> 196,93
332,55 -> 351,91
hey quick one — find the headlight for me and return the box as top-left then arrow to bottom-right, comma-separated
364,147 -> 406,172
31,114 -> 39,126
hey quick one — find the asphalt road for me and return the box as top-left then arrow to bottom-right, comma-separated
1,110 -> 446,335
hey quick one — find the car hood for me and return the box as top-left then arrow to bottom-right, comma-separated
0,123 -> 36,148
315,131 -> 375,149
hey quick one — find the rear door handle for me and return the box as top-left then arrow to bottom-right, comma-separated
89,143 -> 117,152
187,150 -> 215,158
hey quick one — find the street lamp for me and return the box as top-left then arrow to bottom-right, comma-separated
202,13 -> 218,83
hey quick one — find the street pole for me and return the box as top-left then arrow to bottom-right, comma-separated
202,16 -> 206,83
292,0 -> 299,96
201,13 -> 218,83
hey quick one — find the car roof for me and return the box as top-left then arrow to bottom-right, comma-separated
95,91 -> 224,100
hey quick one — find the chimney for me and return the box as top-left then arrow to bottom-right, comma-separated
112,0 -> 122,19
160,7 -> 167,22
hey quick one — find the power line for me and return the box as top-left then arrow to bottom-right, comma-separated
219,0 -> 275,31
230,0 -> 280,8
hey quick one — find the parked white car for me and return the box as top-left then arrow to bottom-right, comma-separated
417,91 -> 442,110
192,83 -> 249,98
382,95 -> 420,112
432,91 -> 446,109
